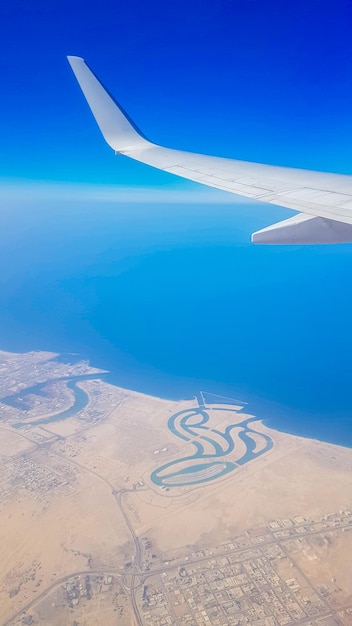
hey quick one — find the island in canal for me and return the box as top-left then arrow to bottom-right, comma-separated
0,349 -> 351,626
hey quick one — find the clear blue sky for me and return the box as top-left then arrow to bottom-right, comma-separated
1,0 -> 352,184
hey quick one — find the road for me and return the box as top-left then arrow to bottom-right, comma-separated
4,517 -> 352,625
116,491 -> 144,626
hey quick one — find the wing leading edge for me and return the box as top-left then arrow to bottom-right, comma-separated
67,56 -> 352,244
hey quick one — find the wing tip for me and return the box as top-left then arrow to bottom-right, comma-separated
67,55 -> 85,65
66,55 -> 150,152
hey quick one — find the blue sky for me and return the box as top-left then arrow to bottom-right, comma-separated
1,0 -> 352,184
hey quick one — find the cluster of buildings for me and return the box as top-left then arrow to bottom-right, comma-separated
0,351 -> 96,399
58,573 -> 127,619
138,511 -> 352,626
0,350 -> 115,426
3,457 -> 69,502
64,574 -> 92,607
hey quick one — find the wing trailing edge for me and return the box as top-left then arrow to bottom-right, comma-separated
252,213 -> 352,244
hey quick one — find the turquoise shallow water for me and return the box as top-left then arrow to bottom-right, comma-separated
150,405 -> 274,487
7,374 -> 105,428
0,201 -> 351,447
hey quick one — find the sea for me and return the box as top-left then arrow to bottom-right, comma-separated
1,197 -> 352,447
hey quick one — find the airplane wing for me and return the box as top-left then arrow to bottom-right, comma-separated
67,56 -> 352,244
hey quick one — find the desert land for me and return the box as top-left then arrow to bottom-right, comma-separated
0,349 -> 351,626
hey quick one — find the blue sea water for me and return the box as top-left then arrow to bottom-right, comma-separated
0,197 -> 351,446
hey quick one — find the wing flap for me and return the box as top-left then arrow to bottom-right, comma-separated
252,213 -> 352,244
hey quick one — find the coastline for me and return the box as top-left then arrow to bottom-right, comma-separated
0,346 -> 351,450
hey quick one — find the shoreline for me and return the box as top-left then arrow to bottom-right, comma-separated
1,346 -> 351,451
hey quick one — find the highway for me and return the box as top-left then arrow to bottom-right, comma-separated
116,490 -> 144,626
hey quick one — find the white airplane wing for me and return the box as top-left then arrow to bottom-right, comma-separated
67,56 -> 352,244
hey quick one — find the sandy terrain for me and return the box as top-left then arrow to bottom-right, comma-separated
137,434 -> 352,550
285,531 -> 352,609
0,349 -> 351,625
0,435 -> 132,623
0,427 -> 36,457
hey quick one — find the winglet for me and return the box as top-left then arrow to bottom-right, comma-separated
67,56 -> 149,153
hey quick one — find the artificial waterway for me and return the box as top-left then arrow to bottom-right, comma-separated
5,376 -> 273,488
2,374 -> 107,429
150,404 -> 273,488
